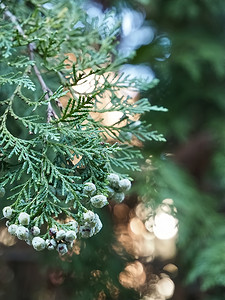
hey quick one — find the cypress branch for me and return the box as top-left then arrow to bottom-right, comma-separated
0,0 -> 166,255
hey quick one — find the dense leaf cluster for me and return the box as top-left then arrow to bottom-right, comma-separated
0,0 -> 165,246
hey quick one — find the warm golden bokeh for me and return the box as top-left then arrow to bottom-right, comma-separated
60,54 -> 141,145
112,198 -> 178,298
0,227 -> 17,247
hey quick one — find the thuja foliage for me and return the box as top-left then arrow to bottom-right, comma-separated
0,0 -> 165,254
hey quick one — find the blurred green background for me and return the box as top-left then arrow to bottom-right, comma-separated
1,0 -> 225,299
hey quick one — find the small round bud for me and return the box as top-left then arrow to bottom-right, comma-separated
31,226 -> 40,236
68,220 -> 79,232
2,206 -> 13,219
90,194 -> 108,208
51,239 -> 57,247
83,182 -> 96,196
113,192 -> 125,203
0,187 -> 5,198
46,238 -> 57,250
56,230 -> 66,241
47,245 -> 55,251
25,234 -> 33,245
5,221 -> 10,227
79,224 -> 94,238
83,210 -> 96,225
18,212 -> 30,225
107,173 -> 120,189
49,227 -> 57,237
32,237 -> 46,251
65,230 -> 77,242
118,179 -> 131,192
8,224 -> 18,236
93,214 -> 103,235
57,243 -> 68,255
16,226 -> 29,240
45,239 -> 50,245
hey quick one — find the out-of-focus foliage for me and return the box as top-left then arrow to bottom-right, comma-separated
135,0 -> 225,141
129,0 -> 225,297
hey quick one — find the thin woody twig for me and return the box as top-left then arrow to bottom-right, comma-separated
1,2 -> 24,36
28,44 -> 58,122
1,2 -> 58,122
